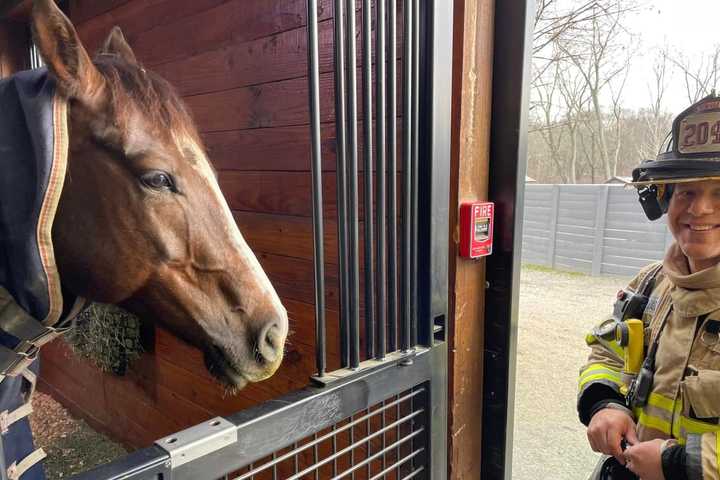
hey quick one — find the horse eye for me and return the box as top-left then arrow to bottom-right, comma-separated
141,171 -> 175,191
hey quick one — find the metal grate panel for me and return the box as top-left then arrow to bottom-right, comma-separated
222,388 -> 427,480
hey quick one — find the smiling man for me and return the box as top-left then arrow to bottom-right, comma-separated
579,95 -> 720,480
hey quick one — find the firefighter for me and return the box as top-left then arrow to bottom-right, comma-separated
579,94 -> 720,480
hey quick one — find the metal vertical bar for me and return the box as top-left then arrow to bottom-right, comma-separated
375,0 -> 388,360
294,442 -> 300,474
332,424 -> 339,477
410,0 -> 420,347
362,0 -> 376,362
365,409 -> 371,478
395,395 -> 401,478
483,0 -> 533,476
306,0 -> 327,376
387,0 -> 398,353
350,415 -> 356,480
346,0 -> 362,371
400,0 -> 413,352
381,400 -> 387,471
313,433 -> 320,480
334,0 -> 351,368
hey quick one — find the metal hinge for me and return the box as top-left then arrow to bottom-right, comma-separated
155,417 -> 237,470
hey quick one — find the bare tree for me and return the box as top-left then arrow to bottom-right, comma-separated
532,61 -> 569,182
667,46 -> 720,104
557,62 -> 590,183
638,48 -> 672,160
556,0 -> 636,180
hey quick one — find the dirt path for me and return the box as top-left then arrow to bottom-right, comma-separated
511,266 -> 633,480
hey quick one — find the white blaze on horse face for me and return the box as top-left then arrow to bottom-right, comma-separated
181,139 -> 286,325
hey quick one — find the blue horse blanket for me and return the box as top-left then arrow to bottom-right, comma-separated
0,67 -> 71,480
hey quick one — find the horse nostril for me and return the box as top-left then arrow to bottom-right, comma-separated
256,323 -> 283,365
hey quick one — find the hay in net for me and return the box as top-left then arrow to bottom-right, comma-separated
64,303 -> 143,376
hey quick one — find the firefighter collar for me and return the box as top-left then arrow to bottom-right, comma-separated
664,243 -> 720,317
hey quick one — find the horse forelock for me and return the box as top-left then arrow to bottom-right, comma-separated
92,55 -> 203,160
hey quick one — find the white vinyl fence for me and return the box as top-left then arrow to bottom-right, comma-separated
522,184 -> 674,277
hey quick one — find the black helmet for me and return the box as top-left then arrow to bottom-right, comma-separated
631,94 -> 720,220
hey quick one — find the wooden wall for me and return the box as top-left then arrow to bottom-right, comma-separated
0,19 -> 27,77
39,0 -> 406,449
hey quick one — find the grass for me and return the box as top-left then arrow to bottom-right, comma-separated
522,263 -> 588,277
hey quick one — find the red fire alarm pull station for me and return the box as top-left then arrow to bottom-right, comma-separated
459,202 -> 494,259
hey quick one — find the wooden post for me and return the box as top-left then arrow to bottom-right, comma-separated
591,186 -> 610,276
447,0 -> 495,477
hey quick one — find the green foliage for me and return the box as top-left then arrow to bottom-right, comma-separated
64,303 -> 143,375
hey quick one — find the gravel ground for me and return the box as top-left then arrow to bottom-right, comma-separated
511,265 -> 633,480
29,391 -> 127,479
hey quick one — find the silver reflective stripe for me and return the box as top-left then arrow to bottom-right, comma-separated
685,434 -> 702,480
6,448 -> 45,480
0,403 -> 32,435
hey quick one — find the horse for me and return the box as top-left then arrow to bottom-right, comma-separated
0,1 -> 288,477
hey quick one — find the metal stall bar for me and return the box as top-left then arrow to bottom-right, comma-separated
362,0 -> 375,363
306,0 -> 326,376
482,0 -> 533,477
400,0 -> 413,353
410,0 -> 420,347
345,0 -> 361,371
375,0 -> 387,359
334,0 -> 351,368
387,0 -> 398,353
416,0 -> 453,475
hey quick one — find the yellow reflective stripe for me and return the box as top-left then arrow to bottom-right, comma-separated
579,373 -> 625,390
679,415 -> 720,436
578,364 -> 623,390
647,392 -> 675,413
716,432 -> 720,473
636,409 -> 672,435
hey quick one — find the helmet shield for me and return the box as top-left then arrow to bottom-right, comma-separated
632,94 -> 720,186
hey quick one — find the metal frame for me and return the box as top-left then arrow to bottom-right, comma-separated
71,347 -> 446,480
66,0 -> 453,477
481,0 -> 534,478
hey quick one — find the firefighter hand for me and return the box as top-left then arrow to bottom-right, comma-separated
586,407 -> 639,464
623,439 -> 665,480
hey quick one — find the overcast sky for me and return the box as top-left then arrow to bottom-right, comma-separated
624,0 -> 720,115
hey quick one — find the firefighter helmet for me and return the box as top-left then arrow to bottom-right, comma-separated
631,94 -> 720,220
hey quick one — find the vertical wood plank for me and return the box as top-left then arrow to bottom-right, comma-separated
447,0 -> 495,477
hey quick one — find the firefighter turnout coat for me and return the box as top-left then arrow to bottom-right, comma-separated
579,243 -> 720,479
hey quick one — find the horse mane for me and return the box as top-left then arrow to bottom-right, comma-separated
91,53 -> 203,151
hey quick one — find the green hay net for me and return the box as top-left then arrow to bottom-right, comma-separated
63,303 -> 143,376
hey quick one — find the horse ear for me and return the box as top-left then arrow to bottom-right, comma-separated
31,0 -> 105,104
99,27 -> 138,66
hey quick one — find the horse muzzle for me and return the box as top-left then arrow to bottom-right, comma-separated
203,319 -> 287,388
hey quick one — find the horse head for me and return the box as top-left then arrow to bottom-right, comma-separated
30,0 -> 288,389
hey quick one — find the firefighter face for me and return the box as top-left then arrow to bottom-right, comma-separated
667,180 -> 720,272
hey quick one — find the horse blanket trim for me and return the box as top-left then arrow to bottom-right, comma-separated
36,80 -> 68,327
0,67 -> 68,328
